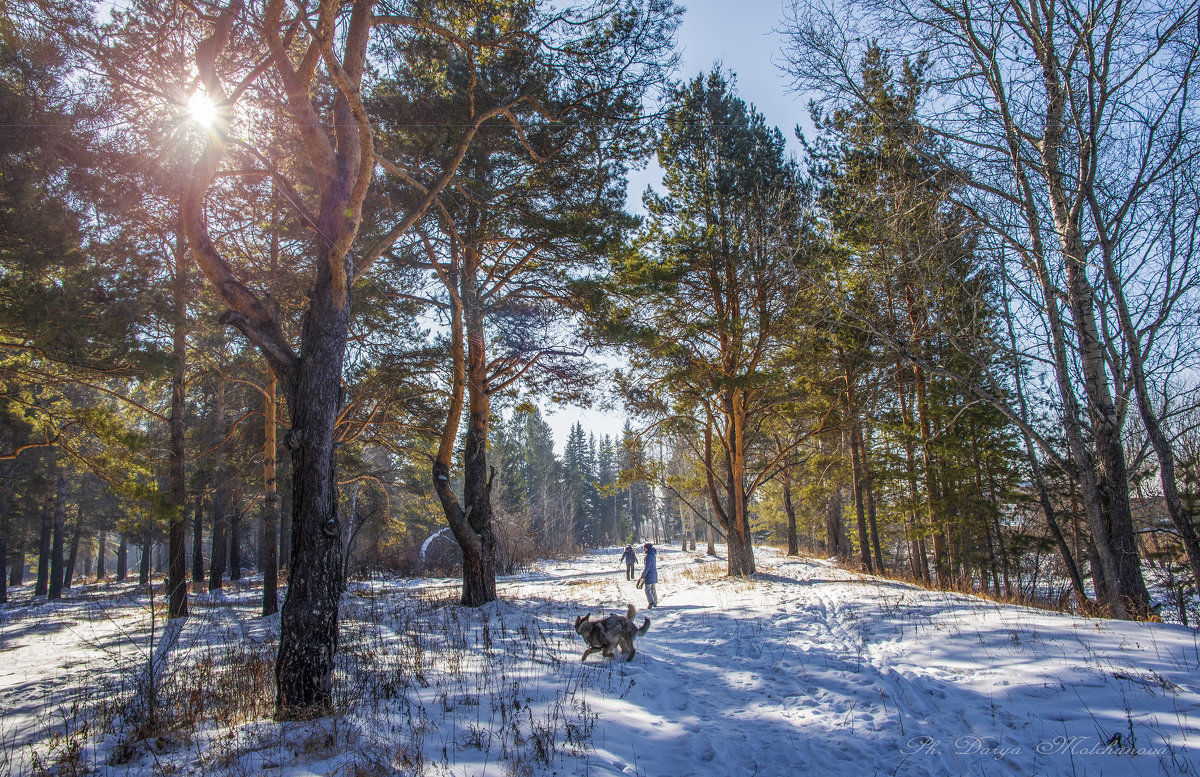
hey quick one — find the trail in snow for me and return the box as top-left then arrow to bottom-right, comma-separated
513,546 -> 1200,777
1,545 -> 1198,777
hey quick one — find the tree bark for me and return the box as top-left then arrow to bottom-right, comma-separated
1032,3 -> 1149,619
229,503 -> 242,581
825,485 -> 843,559
96,529 -> 106,581
432,243 -> 497,606
35,481 -> 52,596
116,533 -> 128,581
908,327 -> 948,585
843,370 -> 873,574
1094,233 -> 1200,597
48,475 -> 67,598
861,426 -> 885,573
275,292 -> 348,715
138,523 -> 151,585
64,508 -> 82,590
782,466 -> 799,556
263,368 -> 279,616
168,228 -> 189,617
191,494 -> 204,583
209,380 -> 228,592
9,547 -> 23,586
703,418 -> 756,576
0,464 -> 11,603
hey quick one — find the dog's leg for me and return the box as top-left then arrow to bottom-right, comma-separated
581,646 -> 601,662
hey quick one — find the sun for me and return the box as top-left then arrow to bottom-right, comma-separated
187,91 -> 218,128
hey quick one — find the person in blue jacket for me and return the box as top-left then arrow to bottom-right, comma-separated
638,543 -> 658,608
620,545 -> 638,580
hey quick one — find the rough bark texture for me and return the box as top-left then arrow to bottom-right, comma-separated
704,419 -> 757,577
1027,27 -> 1148,618
229,507 -> 242,581
96,530 -> 105,580
35,486 -> 51,596
64,516 -> 81,590
48,471 -> 66,600
209,380 -> 228,592
848,424 -> 871,573
47,470 -> 66,597
275,296 -> 348,715
168,238 -> 189,618
9,548 -> 22,586
0,465 -> 11,603
781,468 -> 799,556
138,525 -> 151,585
262,368 -> 279,617
116,533 -> 128,581
191,495 -> 204,583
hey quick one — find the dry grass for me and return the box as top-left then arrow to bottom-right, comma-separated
4,577 -> 626,776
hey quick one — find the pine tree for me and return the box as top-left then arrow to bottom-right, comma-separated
605,70 -> 809,575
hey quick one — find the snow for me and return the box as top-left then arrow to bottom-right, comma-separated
1,546 -> 1198,776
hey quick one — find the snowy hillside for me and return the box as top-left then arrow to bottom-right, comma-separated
1,545 -> 1198,776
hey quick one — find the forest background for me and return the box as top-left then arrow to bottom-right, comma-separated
2,0 -> 1200,719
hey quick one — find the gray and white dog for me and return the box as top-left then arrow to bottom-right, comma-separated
574,604 -> 650,662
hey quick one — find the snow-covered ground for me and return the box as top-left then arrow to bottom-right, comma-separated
1,545 -> 1198,776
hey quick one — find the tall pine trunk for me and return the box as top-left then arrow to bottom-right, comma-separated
781,466 -> 799,556
263,368 -> 279,616
209,380 -> 228,592
275,289 -> 348,715
49,472 -> 66,601
36,483 -> 52,596
64,513 -> 82,591
168,232 -> 189,618
229,505 -> 241,581
96,530 -> 106,580
116,533 -> 127,581
191,494 -> 204,584
0,464 -> 11,603
430,244 -> 497,606
9,547 -> 23,586
138,524 -> 151,585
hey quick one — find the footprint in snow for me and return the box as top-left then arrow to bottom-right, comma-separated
691,735 -> 717,763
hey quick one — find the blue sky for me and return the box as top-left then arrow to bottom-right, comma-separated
542,0 -> 806,450
625,0 -> 807,211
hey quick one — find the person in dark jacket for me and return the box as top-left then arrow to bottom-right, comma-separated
620,545 -> 638,580
638,543 -> 659,608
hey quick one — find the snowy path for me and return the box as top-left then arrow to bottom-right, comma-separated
515,547 -> 1200,777
2,546 -> 1198,776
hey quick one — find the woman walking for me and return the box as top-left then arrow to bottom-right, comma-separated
621,545 -> 639,580
638,543 -> 658,608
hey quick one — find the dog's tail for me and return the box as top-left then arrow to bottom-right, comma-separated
626,603 -> 637,620
637,617 -> 650,636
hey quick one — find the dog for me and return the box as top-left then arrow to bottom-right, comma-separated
574,604 -> 650,662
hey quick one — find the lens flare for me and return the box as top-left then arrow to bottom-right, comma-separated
187,92 -> 217,128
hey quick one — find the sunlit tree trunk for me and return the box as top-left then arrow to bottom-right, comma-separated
35,482 -> 51,595
209,380 -> 228,592
47,470 -> 66,600
262,368 -> 279,616
168,225 -> 188,618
